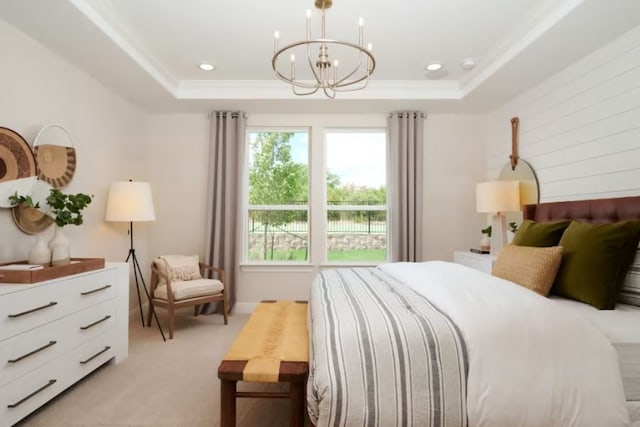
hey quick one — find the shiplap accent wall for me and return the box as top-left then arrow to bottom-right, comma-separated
485,24 -> 640,202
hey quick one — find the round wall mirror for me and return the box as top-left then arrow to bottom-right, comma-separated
498,159 -> 539,227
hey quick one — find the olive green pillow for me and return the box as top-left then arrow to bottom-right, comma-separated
512,220 -> 572,247
552,220 -> 640,309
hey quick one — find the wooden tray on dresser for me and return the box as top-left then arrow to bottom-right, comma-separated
0,258 -> 106,284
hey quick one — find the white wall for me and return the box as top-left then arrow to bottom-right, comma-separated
145,114 -> 210,258
424,114 -> 487,260
0,18 -> 149,308
485,24 -> 640,202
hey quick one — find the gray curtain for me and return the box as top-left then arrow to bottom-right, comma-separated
388,111 -> 425,262
204,111 -> 246,313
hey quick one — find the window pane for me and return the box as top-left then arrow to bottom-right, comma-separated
247,130 -> 309,263
326,131 -> 387,262
248,210 -> 308,261
327,210 -> 387,262
249,131 -> 308,205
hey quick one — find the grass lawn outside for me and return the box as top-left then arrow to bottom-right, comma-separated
249,248 -> 387,262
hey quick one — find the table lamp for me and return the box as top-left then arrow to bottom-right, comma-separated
476,180 -> 521,256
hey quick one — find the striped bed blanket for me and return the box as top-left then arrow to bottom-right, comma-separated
307,267 -> 468,427
309,262 -> 631,427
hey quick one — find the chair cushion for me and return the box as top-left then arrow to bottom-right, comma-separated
154,255 -> 202,288
155,278 -> 223,301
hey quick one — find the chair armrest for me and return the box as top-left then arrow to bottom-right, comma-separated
151,263 -> 174,302
200,263 -> 225,283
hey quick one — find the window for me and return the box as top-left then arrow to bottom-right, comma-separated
244,125 -> 388,265
247,130 -> 309,262
326,130 -> 387,262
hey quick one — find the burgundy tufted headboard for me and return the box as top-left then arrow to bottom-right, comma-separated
523,196 -> 640,224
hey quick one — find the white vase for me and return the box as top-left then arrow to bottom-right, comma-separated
49,226 -> 71,266
28,233 -> 51,266
480,235 -> 491,252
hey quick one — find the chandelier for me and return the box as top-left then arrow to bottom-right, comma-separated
272,0 -> 376,98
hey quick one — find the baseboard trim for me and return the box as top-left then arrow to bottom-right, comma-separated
233,302 -> 258,314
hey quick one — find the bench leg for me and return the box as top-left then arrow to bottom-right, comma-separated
220,379 -> 237,427
290,380 -> 306,427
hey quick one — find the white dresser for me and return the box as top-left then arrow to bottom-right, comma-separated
453,251 -> 496,274
0,263 -> 128,426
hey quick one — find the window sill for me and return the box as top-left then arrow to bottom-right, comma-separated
239,261 -> 385,273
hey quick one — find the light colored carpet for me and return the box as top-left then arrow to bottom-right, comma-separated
17,309 -> 306,427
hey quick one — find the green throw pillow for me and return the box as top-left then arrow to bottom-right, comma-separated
512,220 -> 572,247
552,220 -> 640,309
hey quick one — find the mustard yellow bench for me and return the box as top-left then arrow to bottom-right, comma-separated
217,300 -> 308,427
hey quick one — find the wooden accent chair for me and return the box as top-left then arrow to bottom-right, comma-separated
147,256 -> 228,339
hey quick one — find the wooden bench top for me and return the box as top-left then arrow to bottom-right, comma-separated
218,300 -> 308,383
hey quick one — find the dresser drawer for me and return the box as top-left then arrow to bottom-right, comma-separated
0,329 -> 116,427
0,299 -> 115,388
0,270 -> 116,341
67,269 -> 116,312
0,283 -> 75,342
69,329 -> 115,380
0,351 -> 69,427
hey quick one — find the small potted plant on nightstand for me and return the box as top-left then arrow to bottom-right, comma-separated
480,225 -> 491,252
507,222 -> 518,243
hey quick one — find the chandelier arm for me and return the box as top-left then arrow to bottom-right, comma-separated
333,49 -> 373,86
292,84 -> 320,96
322,85 -> 336,99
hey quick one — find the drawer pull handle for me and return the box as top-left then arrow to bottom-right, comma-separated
80,346 -> 111,365
7,379 -> 57,408
80,284 -> 112,296
8,301 -> 58,318
8,341 -> 57,363
80,315 -> 111,330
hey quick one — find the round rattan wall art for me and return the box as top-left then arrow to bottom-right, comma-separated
0,126 -> 37,208
33,124 -> 76,189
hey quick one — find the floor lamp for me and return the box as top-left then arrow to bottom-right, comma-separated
105,180 -> 166,341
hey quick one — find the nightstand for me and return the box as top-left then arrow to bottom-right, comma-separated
453,251 -> 496,274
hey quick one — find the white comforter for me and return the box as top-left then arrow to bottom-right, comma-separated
380,261 -> 630,427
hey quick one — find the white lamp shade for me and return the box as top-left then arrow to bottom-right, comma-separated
476,180 -> 521,213
105,181 -> 156,222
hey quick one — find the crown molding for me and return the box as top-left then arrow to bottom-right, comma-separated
175,79 -> 463,100
69,0 -> 179,93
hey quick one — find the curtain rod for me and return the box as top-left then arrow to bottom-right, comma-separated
208,111 -> 247,119
387,112 -> 425,119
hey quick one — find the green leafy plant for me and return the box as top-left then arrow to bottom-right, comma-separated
46,189 -> 93,227
508,222 -> 518,233
8,191 -> 40,208
481,225 -> 492,237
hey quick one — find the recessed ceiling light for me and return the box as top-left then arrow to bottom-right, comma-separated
199,63 -> 215,71
426,62 -> 442,71
461,58 -> 476,70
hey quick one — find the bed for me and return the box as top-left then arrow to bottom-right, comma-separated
307,195 -> 640,426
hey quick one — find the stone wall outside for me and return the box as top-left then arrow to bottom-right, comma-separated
248,232 -> 386,252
